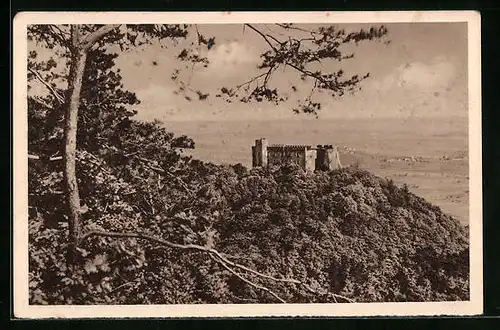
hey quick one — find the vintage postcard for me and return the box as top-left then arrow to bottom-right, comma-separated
13,11 -> 482,318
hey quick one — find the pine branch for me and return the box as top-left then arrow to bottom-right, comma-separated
79,24 -> 121,50
284,62 -> 327,85
243,24 -> 346,101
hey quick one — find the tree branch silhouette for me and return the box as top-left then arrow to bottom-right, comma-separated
81,228 -> 355,304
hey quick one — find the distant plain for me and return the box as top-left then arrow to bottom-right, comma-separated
164,116 -> 469,224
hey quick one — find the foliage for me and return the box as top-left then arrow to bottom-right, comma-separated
29,152 -> 469,304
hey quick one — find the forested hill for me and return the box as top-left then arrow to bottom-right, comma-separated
28,121 -> 469,304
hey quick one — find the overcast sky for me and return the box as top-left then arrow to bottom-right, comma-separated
30,22 -> 468,122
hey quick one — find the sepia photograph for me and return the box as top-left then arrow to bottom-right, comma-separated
13,11 -> 482,318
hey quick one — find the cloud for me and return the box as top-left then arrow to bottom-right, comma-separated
132,84 -> 182,121
206,41 -> 259,70
369,56 -> 457,92
315,56 -> 467,119
136,83 -> 175,101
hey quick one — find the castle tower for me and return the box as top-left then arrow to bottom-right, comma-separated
252,138 -> 268,167
315,145 -> 342,171
315,145 -> 328,171
304,148 -> 317,172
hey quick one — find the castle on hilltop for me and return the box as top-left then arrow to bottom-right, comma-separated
251,138 -> 342,172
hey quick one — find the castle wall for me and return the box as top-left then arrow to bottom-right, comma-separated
252,138 -> 340,172
267,147 -> 307,168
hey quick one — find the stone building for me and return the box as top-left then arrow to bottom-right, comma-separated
251,138 -> 341,172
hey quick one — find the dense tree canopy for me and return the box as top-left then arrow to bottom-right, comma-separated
29,158 -> 469,304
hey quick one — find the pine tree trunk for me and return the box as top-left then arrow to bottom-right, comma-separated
64,26 -> 87,257
61,25 -> 118,263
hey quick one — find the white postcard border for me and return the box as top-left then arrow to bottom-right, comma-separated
13,10 -> 483,318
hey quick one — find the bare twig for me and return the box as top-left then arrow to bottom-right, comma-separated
51,25 -> 71,37
265,33 -> 283,45
82,229 -> 288,303
194,24 -> 202,46
245,24 -> 278,52
209,243 -> 354,303
90,94 -> 112,108
28,68 -> 65,104
210,249 -> 300,285
236,71 -> 268,89
263,66 -> 276,86
48,25 -> 71,47
231,294 -> 258,303
133,156 -> 194,197
209,254 -> 287,303
123,150 -> 142,158
110,281 -> 135,293
275,23 -> 316,35
81,229 -> 211,251
29,95 -> 54,109
28,154 -> 63,161
304,80 -> 318,104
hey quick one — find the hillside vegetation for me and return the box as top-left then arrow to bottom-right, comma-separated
28,120 -> 469,304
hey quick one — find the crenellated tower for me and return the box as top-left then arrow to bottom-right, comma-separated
252,138 -> 268,167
